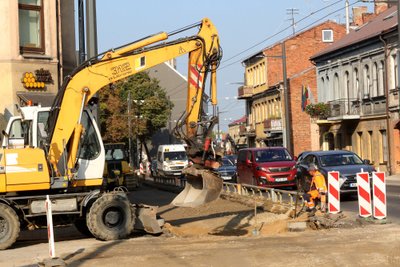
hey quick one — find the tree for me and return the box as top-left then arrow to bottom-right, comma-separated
99,72 -> 174,159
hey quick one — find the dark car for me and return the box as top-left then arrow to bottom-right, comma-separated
296,150 -> 375,194
216,157 -> 237,182
225,154 -> 238,165
237,147 -> 297,188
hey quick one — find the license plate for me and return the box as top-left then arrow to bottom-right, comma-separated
350,183 -> 357,187
275,177 -> 287,182
221,176 -> 231,180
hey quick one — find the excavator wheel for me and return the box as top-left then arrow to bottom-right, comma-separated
0,203 -> 20,250
86,192 -> 134,241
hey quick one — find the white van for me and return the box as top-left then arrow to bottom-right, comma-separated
156,144 -> 188,177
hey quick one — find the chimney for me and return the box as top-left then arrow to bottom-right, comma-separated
375,1 -> 389,15
352,6 -> 368,26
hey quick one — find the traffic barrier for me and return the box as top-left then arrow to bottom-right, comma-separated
327,171 -> 340,214
146,161 -> 151,174
356,172 -> 372,218
45,195 -> 56,258
372,172 -> 387,220
139,162 -> 144,174
222,183 -> 297,206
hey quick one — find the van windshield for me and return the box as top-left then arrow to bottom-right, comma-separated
164,151 -> 187,161
255,149 -> 292,162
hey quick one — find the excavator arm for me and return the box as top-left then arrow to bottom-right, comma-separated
46,18 -> 223,207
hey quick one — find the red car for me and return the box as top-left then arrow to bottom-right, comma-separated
236,147 -> 297,188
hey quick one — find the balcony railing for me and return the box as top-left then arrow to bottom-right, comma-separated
237,85 -> 253,99
239,125 -> 256,136
327,97 -> 386,119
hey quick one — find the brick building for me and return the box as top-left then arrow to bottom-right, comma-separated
238,20 -> 346,156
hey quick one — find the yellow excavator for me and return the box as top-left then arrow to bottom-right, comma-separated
0,18 -> 223,249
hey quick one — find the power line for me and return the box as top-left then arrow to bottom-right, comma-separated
219,0 -> 360,70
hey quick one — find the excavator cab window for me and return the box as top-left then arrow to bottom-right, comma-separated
7,119 -> 31,148
37,111 -> 49,148
78,111 -> 101,160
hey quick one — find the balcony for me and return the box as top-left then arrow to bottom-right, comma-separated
327,97 -> 387,121
237,85 -> 253,99
239,125 -> 256,137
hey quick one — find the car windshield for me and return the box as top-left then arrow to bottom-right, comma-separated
221,158 -> 234,166
164,151 -> 187,161
319,153 -> 364,167
255,149 -> 293,162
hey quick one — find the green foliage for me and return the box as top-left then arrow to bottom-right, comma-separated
99,72 -> 174,142
304,102 -> 330,119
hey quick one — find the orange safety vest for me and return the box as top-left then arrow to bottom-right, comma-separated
310,171 -> 327,192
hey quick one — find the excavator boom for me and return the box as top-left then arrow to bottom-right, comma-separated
46,18 -> 223,207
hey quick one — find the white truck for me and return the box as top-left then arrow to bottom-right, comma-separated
156,144 -> 189,177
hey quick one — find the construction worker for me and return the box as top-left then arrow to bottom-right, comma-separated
303,163 -> 327,213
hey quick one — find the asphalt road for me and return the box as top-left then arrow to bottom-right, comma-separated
341,182 -> 400,224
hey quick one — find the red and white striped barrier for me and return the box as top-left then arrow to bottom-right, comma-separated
356,172 -> 372,218
328,171 -> 340,214
139,162 -> 144,174
146,161 -> 151,174
372,172 -> 387,220
45,195 -> 56,258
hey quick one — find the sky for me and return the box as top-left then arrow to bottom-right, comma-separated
94,0 -> 373,131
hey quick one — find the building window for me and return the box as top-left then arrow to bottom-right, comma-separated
353,68 -> 359,99
18,0 -> 44,54
390,54 -> 398,90
367,131 -> 373,162
378,60 -> 385,96
322,29 -> 333,42
363,64 -> 370,99
333,73 -> 339,100
357,131 -> 363,158
372,62 -> 378,98
379,130 -> 388,163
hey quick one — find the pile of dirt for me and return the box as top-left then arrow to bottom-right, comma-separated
159,197 -> 292,238
158,194 -> 368,238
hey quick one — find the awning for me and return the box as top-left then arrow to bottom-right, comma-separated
17,91 -> 56,107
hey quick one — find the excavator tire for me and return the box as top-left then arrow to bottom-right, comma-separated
86,193 -> 134,241
74,217 -> 93,237
0,203 -> 20,250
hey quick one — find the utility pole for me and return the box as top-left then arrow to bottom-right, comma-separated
128,92 -> 133,168
286,8 -> 299,35
217,106 -> 220,144
345,0 -> 350,34
282,42 -> 292,154
78,0 -> 85,64
133,100 -> 144,168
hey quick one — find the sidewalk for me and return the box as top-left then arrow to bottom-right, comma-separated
386,173 -> 400,186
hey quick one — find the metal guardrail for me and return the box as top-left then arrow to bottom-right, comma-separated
223,182 -> 301,207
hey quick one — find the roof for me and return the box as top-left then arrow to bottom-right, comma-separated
311,6 -> 397,60
242,20 -> 341,63
228,115 -> 247,126
240,147 -> 288,151
16,91 -> 56,106
307,150 -> 358,156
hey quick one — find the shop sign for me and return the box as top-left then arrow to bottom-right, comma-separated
21,68 -> 53,89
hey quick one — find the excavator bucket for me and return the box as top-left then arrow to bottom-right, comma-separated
172,165 -> 223,207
